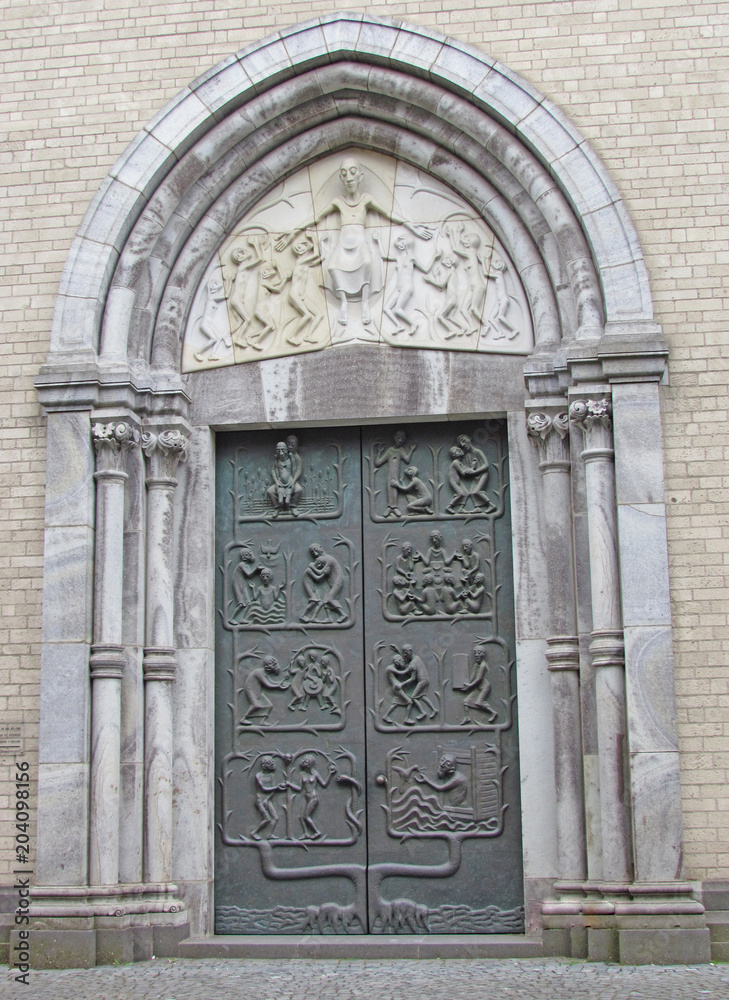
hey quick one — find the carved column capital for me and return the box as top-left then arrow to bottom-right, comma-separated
569,397 -> 613,459
527,408 -> 570,471
91,419 -> 140,477
142,427 -> 189,484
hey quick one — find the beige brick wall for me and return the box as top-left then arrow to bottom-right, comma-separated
1,0 -> 727,882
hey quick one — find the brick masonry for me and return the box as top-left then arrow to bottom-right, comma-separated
1,0 -> 727,883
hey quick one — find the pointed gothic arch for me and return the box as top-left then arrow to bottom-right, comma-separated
34,14 -> 705,966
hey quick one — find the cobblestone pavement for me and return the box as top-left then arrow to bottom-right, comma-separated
1,958 -> 729,1000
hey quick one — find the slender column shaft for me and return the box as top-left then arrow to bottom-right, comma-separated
89,419 -> 138,886
570,398 -> 632,882
528,408 -> 586,880
142,427 -> 188,884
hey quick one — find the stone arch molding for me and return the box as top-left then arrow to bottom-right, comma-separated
33,14 -> 702,969
43,11 -> 663,383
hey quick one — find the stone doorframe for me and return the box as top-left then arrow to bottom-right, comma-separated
31,14 -> 710,966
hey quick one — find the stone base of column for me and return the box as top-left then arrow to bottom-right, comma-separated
25,884 -> 189,968
541,880 -> 711,964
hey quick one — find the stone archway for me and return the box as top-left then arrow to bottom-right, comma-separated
32,14 -> 707,966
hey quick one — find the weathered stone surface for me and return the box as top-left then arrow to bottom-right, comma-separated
624,625 -> 679,753
515,638 -> 558,880
617,503 -> 671,627
36,764 -> 89,885
41,525 -> 94,644
618,928 -> 711,965
630,750 -> 684,882
39,643 -> 90,764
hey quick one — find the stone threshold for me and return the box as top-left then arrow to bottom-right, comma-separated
179,934 -> 543,959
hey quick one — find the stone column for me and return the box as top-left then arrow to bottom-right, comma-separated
89,417 -> 139,886
569,397 -> 632,883
527,407 -> 586,880
142,426 -> 189,884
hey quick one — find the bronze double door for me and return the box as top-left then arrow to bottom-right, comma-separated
214,421 -> 523,935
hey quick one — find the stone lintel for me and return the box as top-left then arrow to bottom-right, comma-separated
35,371 -> 191,417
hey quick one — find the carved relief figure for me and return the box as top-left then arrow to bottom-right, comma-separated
236,436 -> 344,521
418,529 -> 447,577
395,541 -> 417,581
447,223 -> 491,335
382,233 -> 436,335
229,240 -> 263,347
288,653 -> 308,711
301,543 -> 346,623
463,572 -> 486,615
251,756 -> 288,840
267,440 -> 303,515
451,538 -> 481,584
452,434 -> 494,512
390,465 -> 433,515
373,429 -> 416,517
287,755 -> 338,840
424,255 -> 468,339
414,753 -> 470,809
232,546 -> 261,617
401,644 -> 438,720
457,644 -> 499,724
193,278 -> 231,362
284,235 -> 325,346
484,259 -> 519,340
247,262 -> 285,350
382,648 -> 437,725
391,576 -> 420,616
241,656 -> 288,725
277,158 -> 432,327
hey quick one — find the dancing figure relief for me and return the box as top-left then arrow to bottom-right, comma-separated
284,235 -> 325,346
183,153 -> 534,371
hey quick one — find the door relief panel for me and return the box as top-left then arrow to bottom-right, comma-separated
215,422 -> 523,935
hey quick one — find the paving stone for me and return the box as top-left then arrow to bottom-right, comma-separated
2,958 -> 729,1000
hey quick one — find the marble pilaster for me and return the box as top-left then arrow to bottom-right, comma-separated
142,424 -> 189,884
88,417 -> 140,886
569,396 -> 632,883
612,382 -> 683,882
527,405 -> 586,881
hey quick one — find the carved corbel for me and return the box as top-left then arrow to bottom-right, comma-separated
141,427 -> 189,483
526,408 -> 570,471
568,398 -> 613,459
91,419 -> 140,477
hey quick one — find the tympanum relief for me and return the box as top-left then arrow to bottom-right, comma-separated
183,151 -> 533,371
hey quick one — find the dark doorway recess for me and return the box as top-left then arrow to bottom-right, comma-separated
214,421 -> 523,935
